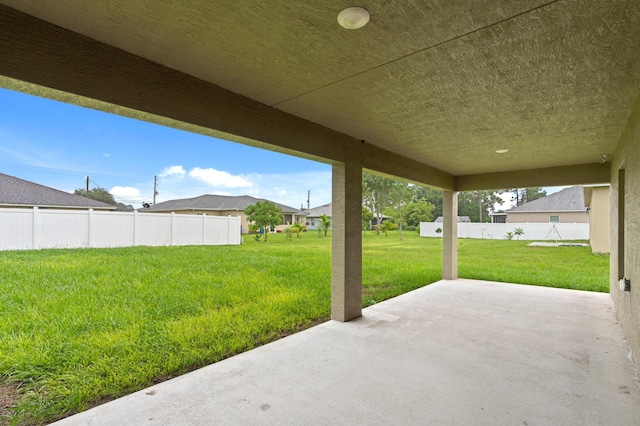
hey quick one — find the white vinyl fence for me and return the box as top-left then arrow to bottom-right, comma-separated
0,207 -> 241,251
419,221 -> 589,241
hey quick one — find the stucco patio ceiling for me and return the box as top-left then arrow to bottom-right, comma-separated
2,0 -> 639,177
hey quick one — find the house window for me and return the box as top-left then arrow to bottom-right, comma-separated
549,215 -> 559,223
282,214 -> 293,225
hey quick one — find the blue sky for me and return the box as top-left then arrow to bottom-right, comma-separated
0,88 -> 333,209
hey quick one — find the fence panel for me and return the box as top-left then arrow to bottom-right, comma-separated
91,211 -> 135,248
0,208 -> 241,251
37,209 -> 89,249
419,221 -> 589,240
136,212 -> 173,246
0,209 -> 34,250
174,214 -> 205,246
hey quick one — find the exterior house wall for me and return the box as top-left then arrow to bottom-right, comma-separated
306,216 -> 330,230
611,92 -> 640,372
507,211 -> 588,223
586,187 -> 611,253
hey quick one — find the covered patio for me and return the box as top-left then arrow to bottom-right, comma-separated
1,1 -> 640,423
53,279 -> 640,425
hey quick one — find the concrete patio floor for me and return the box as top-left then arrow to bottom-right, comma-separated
53,279 -> 640,425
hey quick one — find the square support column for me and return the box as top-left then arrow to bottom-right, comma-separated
332,160 -> 363,322
442,190 -> 458,280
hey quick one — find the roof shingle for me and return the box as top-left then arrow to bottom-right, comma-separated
0,173 -> 116,209
507,186 -> 585,212
144,194 -> 302,213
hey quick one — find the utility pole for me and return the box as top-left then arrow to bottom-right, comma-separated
153,176 -> 158,204
307,190 -> 310,210
85,176 -> 89,196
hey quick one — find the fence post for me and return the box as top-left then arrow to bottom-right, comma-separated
200,214 -> 205,245
171,212 -> 176,246
32,206 -> 38,249
87,209 -> 93,248
228,215 -> 232,244
133,210 -> 138,246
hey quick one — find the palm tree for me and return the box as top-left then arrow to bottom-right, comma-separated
319,214 -> 331,237
291,222 -> 307,238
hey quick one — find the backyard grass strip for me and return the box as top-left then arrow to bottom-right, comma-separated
0,233 -> 608,424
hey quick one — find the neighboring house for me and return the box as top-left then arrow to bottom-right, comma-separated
434,216 -> 471,223
0,172 -> 116,210
584,185 -> 611,254
489,212 -> 507,223
305,203 -> 331,230
143,194 -> 305,234
506,186 -> 588,224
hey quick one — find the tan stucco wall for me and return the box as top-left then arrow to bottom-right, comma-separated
506,211 -> 588,223
611,92 -> 640,372
587,187 -> 611,254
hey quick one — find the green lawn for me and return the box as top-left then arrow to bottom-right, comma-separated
0,233 -> 608,424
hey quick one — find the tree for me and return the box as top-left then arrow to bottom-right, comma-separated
514,227 -> 525,240
387,181 -> 413,240
458,190 -> 504,222
318,214 -> 331,237
74,187 -> 116,205
510,187 -> 547,206
115,202 -> 134,212
362,207 -> 374,235
362,173 -> 396,235
412,186 -> 443,219
378,220 -> 397,237
405,199 -> 435,228
290,222 -> 307,239
284,223 -> 293,241
245,201 -> 282,242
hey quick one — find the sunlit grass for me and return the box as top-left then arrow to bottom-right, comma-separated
0,232 -> 608,424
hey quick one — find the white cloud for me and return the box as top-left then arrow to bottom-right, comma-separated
189,167 -> 252,188
110,186 -> 141,198
244,171 -> 332,209
159,165 -> 186,179
103,152 -> 111,157
151,168 -> 332,209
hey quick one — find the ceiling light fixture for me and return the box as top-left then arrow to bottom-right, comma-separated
598,154 -> 609,164
337,7 -> 370,29
495,149 -> 509,154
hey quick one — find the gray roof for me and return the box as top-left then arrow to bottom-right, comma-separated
0,173 -> 116,210
144,194 -> 302,214
507,186 -> 585,213
306,203 -> 331,217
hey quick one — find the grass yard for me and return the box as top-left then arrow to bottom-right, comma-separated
0,232 -> 608,424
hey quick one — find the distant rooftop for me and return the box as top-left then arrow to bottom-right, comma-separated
144,194 -> 302,214
306,203 -> 331,217
0,172 -> 116,210
507,186 -> 585,213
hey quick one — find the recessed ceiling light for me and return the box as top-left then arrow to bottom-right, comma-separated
495,149 -> 509,154
337,7 -> 370,29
